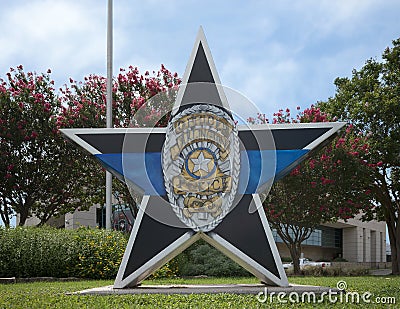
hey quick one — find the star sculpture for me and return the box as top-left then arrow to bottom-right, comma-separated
61,28 -> 344,289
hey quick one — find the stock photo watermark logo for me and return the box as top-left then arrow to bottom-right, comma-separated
256,280 -> 396,305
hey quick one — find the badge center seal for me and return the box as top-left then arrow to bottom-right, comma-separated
162,104 -> 240,232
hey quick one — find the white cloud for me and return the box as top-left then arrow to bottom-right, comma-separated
289,0 -> 382,39
0,1 -> 106,86
220,40 -> 301,116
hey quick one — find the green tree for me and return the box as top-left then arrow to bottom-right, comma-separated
319,38 -> 400,274
261,107 -> 373,274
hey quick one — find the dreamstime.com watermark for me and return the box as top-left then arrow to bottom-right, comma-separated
256,280 -> 396,304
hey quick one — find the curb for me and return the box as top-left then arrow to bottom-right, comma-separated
0,277 -> 81,284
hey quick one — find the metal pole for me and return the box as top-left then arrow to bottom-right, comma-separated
105,0 -> 113,229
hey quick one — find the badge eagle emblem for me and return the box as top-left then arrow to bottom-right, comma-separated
162,104 -> 240,232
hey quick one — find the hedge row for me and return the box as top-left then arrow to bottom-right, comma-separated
0,226 -> 127,279
0,227 -> 250,279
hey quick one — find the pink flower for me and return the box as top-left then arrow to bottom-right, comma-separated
31,131 -> 38,138
345,124 -> 353,134
336,138 -> 345,147
376,161 -> 383,167
320,154 -> 329,161
7,164 -> 14,171
321,177 -> 334,185
311,181 -> 317,188
290,167 -> 300,176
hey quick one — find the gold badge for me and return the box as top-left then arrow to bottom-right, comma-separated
162,105 -> 240,231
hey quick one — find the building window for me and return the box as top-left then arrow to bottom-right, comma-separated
303,229 -> 322,246
272,226 -> 342,249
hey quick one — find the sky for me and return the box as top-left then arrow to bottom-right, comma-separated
1,0 -> 399,232
1,0 -> 399,120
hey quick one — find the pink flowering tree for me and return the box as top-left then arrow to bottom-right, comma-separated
255,106 -> 375,274
0,65 -> 180,227
0,66 -> 103,226
57,65 -> 180,221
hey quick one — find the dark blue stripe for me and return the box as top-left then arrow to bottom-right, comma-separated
95,149 -> 309,196
239,149 -> 309,194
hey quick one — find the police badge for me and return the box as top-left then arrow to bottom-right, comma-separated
163,104 -> 240,232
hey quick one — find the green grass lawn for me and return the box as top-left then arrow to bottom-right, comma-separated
0,276 -> 399,308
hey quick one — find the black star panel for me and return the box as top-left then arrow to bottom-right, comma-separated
187,42 -> 215,84
121,196 -> 190,280
211,194 -> 280,277
175,27 -> 230,116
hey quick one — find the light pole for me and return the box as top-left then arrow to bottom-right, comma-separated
105,0 -> 113,229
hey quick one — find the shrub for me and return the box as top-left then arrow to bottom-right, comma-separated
149,260 -> 180,279
301,265 -> 369,277
339,267 -> 369,276
0,226 -> 127,279
68,227 -> 127,279
281,257 -> 292,263
322,266 -> 341,276
0,227 -> 276,279
0,226 -> 75,278
302,266 -> 324,276
175,240 -> 251,277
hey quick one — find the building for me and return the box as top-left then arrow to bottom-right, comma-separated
273,216 -> 386,263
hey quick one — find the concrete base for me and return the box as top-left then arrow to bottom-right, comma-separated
75,283 -> 339,295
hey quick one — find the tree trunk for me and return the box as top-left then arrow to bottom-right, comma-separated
38,208 -> 55,226
386,215 -> 399,275
0,198 -> 11,228
287,242 -> 302,275
395,215 -> 400,275
18,209 -> 28,226
18,201 -> 31,226
0,210 -> 10,228
376,180 -> 400,275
